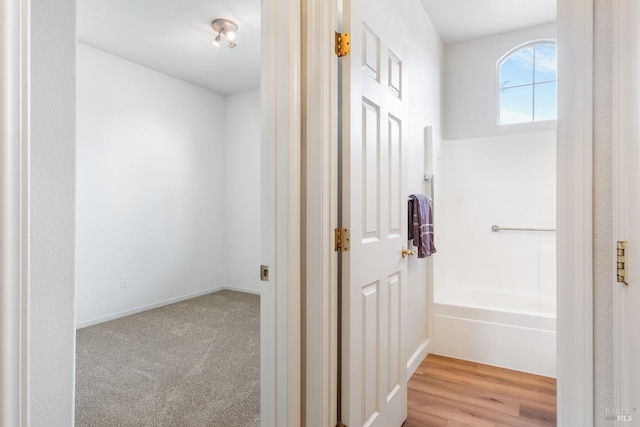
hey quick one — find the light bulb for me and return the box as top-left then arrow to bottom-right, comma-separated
226,30 -> 236,42
212,34 -> 221,47
228,40 -> 237,49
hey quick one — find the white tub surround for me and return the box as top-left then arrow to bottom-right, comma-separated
432,131 -> 556,377
432,302 -> 556,377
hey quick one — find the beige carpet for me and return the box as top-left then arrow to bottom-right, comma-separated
75,290 -> 260,427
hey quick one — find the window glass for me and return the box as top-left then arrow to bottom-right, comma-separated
500,46 -> 534,88
500,85 -> 533,125
534,81 -> 557,121
534,44 -> 557,83
499,42 -> 557,124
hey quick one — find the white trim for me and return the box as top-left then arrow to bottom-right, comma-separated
75,287 -> 226,329
406,339 -> 430,379
261,0 -> 302,425
556,0 -> 594,425
302,0 -> 339,426
496,39 -> 558,65
221,286 -> 261,295
612,0 -> 637,412
1,0 -> 29,425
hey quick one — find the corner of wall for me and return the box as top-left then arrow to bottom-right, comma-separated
222,89 -> 262,293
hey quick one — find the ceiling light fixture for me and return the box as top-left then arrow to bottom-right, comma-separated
211,19 -> 238,49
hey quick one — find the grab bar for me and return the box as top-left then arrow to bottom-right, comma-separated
491,225 -> 556,233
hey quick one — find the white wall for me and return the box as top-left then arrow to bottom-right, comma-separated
401,1 -> 443,370
76,44 -> 261,327
29,0 -> 76,424
435,132 -> 556,311
444,23 -> 556,140
224,88 -> 261,293
438,23 -> 558,315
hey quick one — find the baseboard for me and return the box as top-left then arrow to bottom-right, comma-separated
406,339 -> 430,379
221,285 -> 261,295
76,287 -> 223,329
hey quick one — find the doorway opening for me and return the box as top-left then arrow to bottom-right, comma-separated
322,0 -> 593,425
75,1 -> 263,424
430,19 -> 558,378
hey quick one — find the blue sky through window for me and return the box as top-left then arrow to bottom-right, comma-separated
500,42 -> 557,124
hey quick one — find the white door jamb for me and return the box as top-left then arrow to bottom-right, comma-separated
556,0 -> 594,425
260,0 -> 303,425
0,0 -> 29,426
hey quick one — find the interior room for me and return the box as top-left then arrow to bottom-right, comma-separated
4,0 -> 628,424
74,0 -> 262,425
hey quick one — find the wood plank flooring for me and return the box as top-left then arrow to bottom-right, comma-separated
404,354 -> 556,427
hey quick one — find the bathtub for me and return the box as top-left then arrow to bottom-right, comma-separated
431,286 -> 556,378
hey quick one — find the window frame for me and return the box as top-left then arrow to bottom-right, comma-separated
497,39 -> 558,125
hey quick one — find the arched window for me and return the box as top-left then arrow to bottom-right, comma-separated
499,41 -> 557,125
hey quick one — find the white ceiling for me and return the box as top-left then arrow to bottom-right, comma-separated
78,0 -> 555,95
77,0 -> 261,95
419,0 -> 556,45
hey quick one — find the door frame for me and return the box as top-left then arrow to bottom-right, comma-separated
0,0 -> 301,425
302,0 -> 339,425
0,0 -> 29,425
304,0 -> 595,424
260,0 -> 302,425
612,0 -> 636,413
556,0 -> 594,424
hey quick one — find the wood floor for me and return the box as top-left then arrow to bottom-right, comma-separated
404,354 -> 556,427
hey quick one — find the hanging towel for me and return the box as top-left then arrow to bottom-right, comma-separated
408,194 -> 436,258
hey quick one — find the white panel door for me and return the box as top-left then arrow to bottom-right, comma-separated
341,0 -> 408,425
614,0 -> 640,420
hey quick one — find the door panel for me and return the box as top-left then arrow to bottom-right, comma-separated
362,99 -> 380,240
387,272 -> 401,395
362,281 -> 379,423
388,117 -> 402,236
342,0 -> 408,425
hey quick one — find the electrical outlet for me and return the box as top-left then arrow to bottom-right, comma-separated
120,276 -> 128,288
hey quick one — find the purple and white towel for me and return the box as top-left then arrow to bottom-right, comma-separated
408,194 -> 436,258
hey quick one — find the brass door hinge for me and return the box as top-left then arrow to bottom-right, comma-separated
618,241 -> 628,285
335,32 -> 351,57
335,228 -> 350,252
